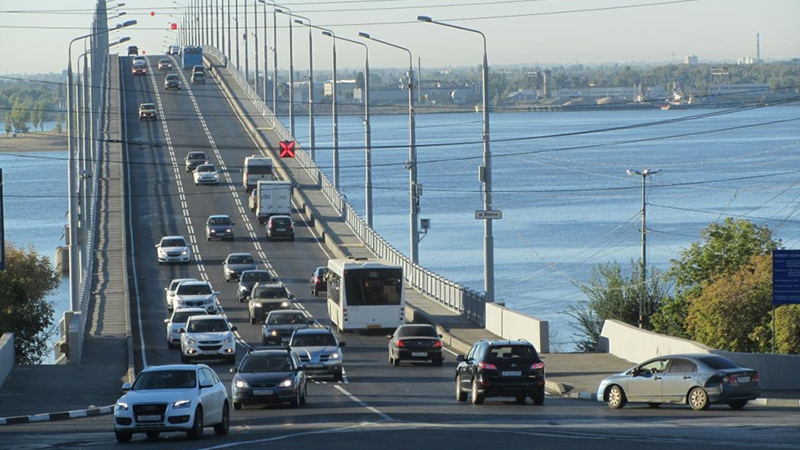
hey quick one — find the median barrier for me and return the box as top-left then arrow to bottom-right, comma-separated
0,334 -> 14,388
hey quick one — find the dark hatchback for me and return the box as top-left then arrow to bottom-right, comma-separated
229,349 -> 307,410
455,339 -> 545,405
309,266 -> 328,297
266,215 -> 295,241
387,324 -> 443,366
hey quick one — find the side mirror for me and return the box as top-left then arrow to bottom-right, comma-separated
229,368 -> 237,374
213,291 -> 221,296
230,326 -> 238,332
290,295 -> 296,301
121,382 -> 132,391
456,355 -> 466,362
438,334 -> 443,338
154,244 -> 159,248
164,319 -> 169,324
200,382 -> 213,389
338,342 -> 346,348
178,328 -> 185,333
385,334 -> 393,339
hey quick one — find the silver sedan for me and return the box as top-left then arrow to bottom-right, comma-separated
597,353 -> 761,410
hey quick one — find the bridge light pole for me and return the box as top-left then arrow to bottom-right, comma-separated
306,24 -> 339,189
626,168 -> 659,329
325,32 -> 372,227
359,31 -> 418,263
257,0 -> 268,103
293,16 -> 315,161
418,15 -> 493,301
275,7 -> 295,136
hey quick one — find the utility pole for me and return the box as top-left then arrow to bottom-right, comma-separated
627,168 -> 659,328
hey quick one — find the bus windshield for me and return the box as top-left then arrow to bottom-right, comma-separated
343,268 -> 402,306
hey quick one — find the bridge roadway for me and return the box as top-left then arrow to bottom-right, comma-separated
1,53 -> 799,448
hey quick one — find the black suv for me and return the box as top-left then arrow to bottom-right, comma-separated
455,339 -> 545,405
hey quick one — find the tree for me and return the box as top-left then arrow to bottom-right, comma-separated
652,218 -> 779,337
774,305 -> 800,354
0,243 -> 60,364
568,260 -> 668,351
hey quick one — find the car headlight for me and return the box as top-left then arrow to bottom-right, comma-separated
158,249 -> 166,257
185,337 -> 197,345
279,379 -> 293,388
181,249 -> 189,256
328,352 -> 341,360
223,335 -> 233,343
172,399 -> 192,410
233,378 -> 250,389
253,302 -> 262,307
115,401 -> 129,412
225,228 -> 232,233
270,330 -> 278,337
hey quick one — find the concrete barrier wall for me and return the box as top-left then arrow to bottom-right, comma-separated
485,303 -> 549,353
599,320 -> 800,390
0,333 -> 14,388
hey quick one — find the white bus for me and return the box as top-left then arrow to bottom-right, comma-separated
242,155 -> 274,192
326,258 -> 405,332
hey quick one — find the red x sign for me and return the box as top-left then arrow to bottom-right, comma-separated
279,140 -> 295,158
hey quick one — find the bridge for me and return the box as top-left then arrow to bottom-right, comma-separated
1,6 -> 799,447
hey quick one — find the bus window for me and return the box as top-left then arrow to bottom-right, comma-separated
344,269 -> 402,306
328,273 -> 341,305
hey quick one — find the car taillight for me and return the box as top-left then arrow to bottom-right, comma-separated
397,340 -> 405,348
531,362 -> 545,370
434,340 -> 442,348
753,372 -> 760,382
478,361 -> 497,370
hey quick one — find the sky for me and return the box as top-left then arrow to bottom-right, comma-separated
0,0 -> 798,75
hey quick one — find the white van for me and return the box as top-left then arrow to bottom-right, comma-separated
242,155 -> 274,192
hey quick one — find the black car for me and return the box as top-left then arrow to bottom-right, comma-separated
229,349 -> 307,410
455,339 -> 545,405
387,324 -> 443,366
266,215 -> 295,241
248,282 -> 294,324
309,266 -> 328,297
237,270 -> 275,302
127,45 -> 138,56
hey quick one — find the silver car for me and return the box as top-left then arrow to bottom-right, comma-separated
223,253 -> 258,282
597,353 -> 761,411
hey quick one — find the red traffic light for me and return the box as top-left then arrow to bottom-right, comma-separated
150,11 -> 155,16
279,140 -> 296,158
171,23 -> 178,30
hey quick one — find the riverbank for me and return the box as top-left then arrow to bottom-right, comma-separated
0,133 -> 67,153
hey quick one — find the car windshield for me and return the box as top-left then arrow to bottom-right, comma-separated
187,152 -> 206,160
177,284 -> 212,295
241,272 -> 273,283
209,217 -> 231,226
239,354 -> 292,373
228,255 -> 254,264
161,238 -> 186,247
188,319 -> 229,333
698,355 -> 741,370
133,370 -> 196,390
267,313 -> 305,325
167,74 -> 178,80
253,286 -> 288,299
140,104 -> 154,110
197,165 -> 215,173
172,310 -> 204,323
397,326 -> 438,338
271,218 -> 291,226
487,345 -> 538,362
291,333 -> 336,347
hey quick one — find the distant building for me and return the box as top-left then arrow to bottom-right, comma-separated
685,55 -> 699,65
737,56 -> 757,65
323,79 -> 356,100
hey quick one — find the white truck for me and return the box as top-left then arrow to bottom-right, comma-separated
254,180 -> 292,224
242,155 -> 274,192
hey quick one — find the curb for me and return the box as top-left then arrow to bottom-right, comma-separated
558,391 -> 800,407
0,405 -> 114,426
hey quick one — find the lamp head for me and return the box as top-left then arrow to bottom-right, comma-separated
358,31 -> 370,39
322,30 -> 333,37
417,15 -> 432,23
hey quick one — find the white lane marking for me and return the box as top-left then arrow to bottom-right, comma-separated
333,384 -> 393,421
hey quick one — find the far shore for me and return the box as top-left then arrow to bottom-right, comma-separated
0,132 -> 67,153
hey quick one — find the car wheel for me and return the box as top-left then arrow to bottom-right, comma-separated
471,378 -> 484,405
313,288 -> 318,297
515,394 -> 527,404
167,341 -> 175,349
186,406 -> 203,439
333,371 -> 343,382
115,430 -> 132,443
290,235 -> 295,242
532,390 -> 545,406
181,353 -> 190,364
433,358 -> 443,367
300,384 -> 307,405
688,387 -> 710,411
213,402 -> 230,435
607,385 -> 627,409
647,402 -> 662,408
392,355 -> 400,367
250,315 -> 256,325
207,236 -> 210,241
233,402 -> 242,411
456,375 -> 468,402
291,388 -> 301,408
727,400 -> 748,410
146,431 -> 160,439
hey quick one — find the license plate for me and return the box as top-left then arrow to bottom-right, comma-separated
737,376 -> 750,383
253,389 -> 273,396
411,352 -> 428,357
137,415 -> 161,422
367,324 -> 381,329
306,363 -> 324,368
502,371 -> 522,377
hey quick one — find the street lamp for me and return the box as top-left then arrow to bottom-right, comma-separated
275,6 -> 295,136
306,25 -> 339,189
626,168 -> 659,329
418,15 -> 494,301
293,17 -> 315,161
358,31 -> 417,263
67,18 -> 137,310
325,32 -> 372,227
257,0 -> 268,104
253,0 -> 259,95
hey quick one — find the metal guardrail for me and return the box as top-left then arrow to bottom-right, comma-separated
205,46 -> 486,324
